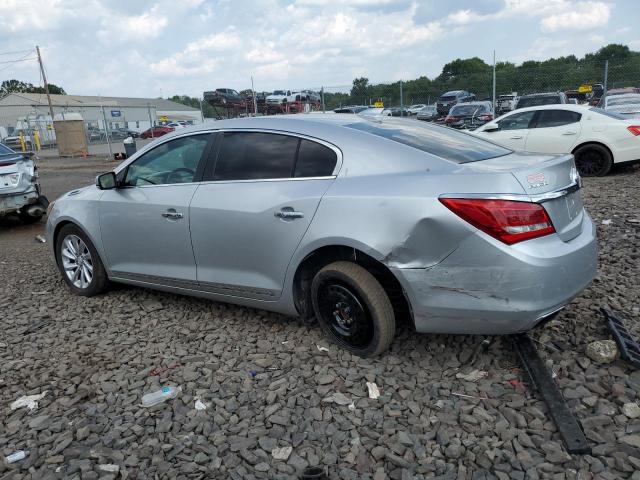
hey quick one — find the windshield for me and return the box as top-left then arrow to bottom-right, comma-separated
272,90 -> 285,95
439,96 -> 456,102
606,95 -> 640,107
450,104 -> 487,116
517,95 -> 560,108
346,119 -> 511,164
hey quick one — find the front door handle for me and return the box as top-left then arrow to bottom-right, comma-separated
162,209 -> 183,220
510,135 -> 523,139
562,131 -> 577,135
275,208 -> 304,220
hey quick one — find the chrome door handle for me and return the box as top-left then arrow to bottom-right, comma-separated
162,210 -> 183,219
275,209 -> 304,219
562,131 -> 577,135
510,135 -> 523,139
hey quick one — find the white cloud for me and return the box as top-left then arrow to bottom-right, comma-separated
97,4 -> 169,43
540,1 -> 610,32
0,0 -> 96,32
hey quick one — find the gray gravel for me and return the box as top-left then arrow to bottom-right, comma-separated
1,160 -> 639,479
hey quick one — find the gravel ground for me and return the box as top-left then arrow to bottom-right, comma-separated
1,159 -> 640,480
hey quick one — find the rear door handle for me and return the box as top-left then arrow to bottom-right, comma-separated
275,208 -> 304,220
562,131 -> 577,135
510,135 -> 523,139
162,209 -> 183,220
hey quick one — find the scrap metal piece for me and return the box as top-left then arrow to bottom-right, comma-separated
511,333 -> 591,454
601,307 -> 640,368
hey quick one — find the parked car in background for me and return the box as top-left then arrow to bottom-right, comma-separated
445,101 -> 493,129
300,90 -> 321,102
46,115 -> 597,357
140,126 -> 174,139
334,105 -> 369,114
473,104 -> 640,176
603,93 -> 640,120
203,88 -> 243,106
387,107 -> 410,117
496,94 -> 519,115
416,105 -> 438,121
436,90 -> 476,116
406,104 -> 426,115
358,107 -> 385,117
515,92 -> 568,110
266,90 -> 293,106
0,143 -> 48,223
2,130 -> 33,151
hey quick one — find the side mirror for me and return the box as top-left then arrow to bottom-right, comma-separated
484,123 -> 499,132
96,172 -> 117,190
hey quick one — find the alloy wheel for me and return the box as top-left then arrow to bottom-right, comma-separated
578,150 -> 606,176
61,234 -> 94,289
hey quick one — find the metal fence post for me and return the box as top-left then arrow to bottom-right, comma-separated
100,104 -> 113,159
399,80 -> 403,113
603,59 -> 609,98
492,50 -> 496,113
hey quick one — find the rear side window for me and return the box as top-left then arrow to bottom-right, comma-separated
517,95 -> 559,108
294,139 -> 337,177
214,132 -> 298,181
534,110 -> 581,128
346,119 -> 511,163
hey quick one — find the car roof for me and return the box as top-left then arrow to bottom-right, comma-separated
519,92 -> 562,97
442,90 -> 463,96
503,104 -> 589,114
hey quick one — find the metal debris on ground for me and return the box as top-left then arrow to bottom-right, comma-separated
5,451 -> 28,464
455,369 -> 488,382
366,381 -> 380,399
316,345 -> 329,352
601,307 -> 640,368
511,334 -> 591,454
10,391 -> 48,412
35,235 -> 46,243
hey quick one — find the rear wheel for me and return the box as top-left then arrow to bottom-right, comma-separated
574,144 -> 612,177
18,210 -> 43,224
311,261 -> 395,357
56,224 -> 109,296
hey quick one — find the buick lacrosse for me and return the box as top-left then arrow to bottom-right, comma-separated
46,115 -> 597,356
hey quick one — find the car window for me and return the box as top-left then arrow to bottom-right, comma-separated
497,111 -> 536,130
516,95 -> 559,108
346,119 -> 511,164
124,134 -> 209,186
294,139 -> 337,177
534,110 -> 581,128
213,132 -> 299,181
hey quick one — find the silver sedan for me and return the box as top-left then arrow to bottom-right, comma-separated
46,115 -> 597,356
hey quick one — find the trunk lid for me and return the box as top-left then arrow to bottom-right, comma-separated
469,152 -> 583,242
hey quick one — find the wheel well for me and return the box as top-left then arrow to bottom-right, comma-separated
293,245 -> 412,326
571,141 -> 613,161
52,220 -> 74,262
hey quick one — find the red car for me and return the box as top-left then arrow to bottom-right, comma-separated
140,126 -> 173,139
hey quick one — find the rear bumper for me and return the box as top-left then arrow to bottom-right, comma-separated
0,189 -> 39,215
391,213 -> 598,334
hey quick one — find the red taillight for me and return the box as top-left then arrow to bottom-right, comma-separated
439,198 -> 555,245
479,114 -> 493,121
627,125 -> 640,136
445,116 -> 457,123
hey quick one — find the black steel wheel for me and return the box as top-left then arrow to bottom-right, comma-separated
574,144 -> 612,177
311,261 -> 395,357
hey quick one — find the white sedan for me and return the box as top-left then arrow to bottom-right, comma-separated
473,104 -> 640,176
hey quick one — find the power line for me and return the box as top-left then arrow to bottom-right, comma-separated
0,57 -> 37,65
0,49 -> 34,56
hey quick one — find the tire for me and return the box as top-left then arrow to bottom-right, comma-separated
18,211 -> 43,224
55,224 -> 109,296
574,144 -> 612,177
311,261 -> 395,357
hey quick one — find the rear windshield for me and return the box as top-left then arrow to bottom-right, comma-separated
606,95 -> 640,107
346,119 -> 511,163
517,95 -> 560,108
590,107 -> 629,120
450,104 -> 488,115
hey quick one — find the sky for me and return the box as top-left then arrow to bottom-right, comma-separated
0,0 -> 637,98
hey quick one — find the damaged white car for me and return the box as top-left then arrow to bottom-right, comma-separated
0,143 -> 48,223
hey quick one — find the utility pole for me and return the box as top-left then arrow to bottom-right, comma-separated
199,98 -> 205,123
100,104 -> 113,159
492,50 -> 496,114
321,87 -> 325,113
36,46 -> 55,121
251,76 -> 258,115
603,60 -> 609,98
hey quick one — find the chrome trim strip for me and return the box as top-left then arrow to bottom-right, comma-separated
439,181 -> 581,204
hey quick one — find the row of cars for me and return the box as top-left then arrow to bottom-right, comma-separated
204,88 -> 321,109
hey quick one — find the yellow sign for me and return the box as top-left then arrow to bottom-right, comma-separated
578,84 -> 593,93
374,101 -> 384,108
159,115 -> 169,122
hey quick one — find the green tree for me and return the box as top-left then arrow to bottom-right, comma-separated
350,77 -> 371,103
0,79 -> 66,96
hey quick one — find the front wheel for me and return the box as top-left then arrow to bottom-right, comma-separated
56,224 -> 109,296
311,261 -> 395,357
574,144 -> 612,177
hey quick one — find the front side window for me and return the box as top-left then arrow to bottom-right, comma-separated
497,111 -> 536,131
213,132 -> 299,181
534,110 -> 581,128
125,134 -> 209,186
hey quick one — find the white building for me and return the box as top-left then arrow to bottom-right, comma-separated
0,93 -> 202,136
